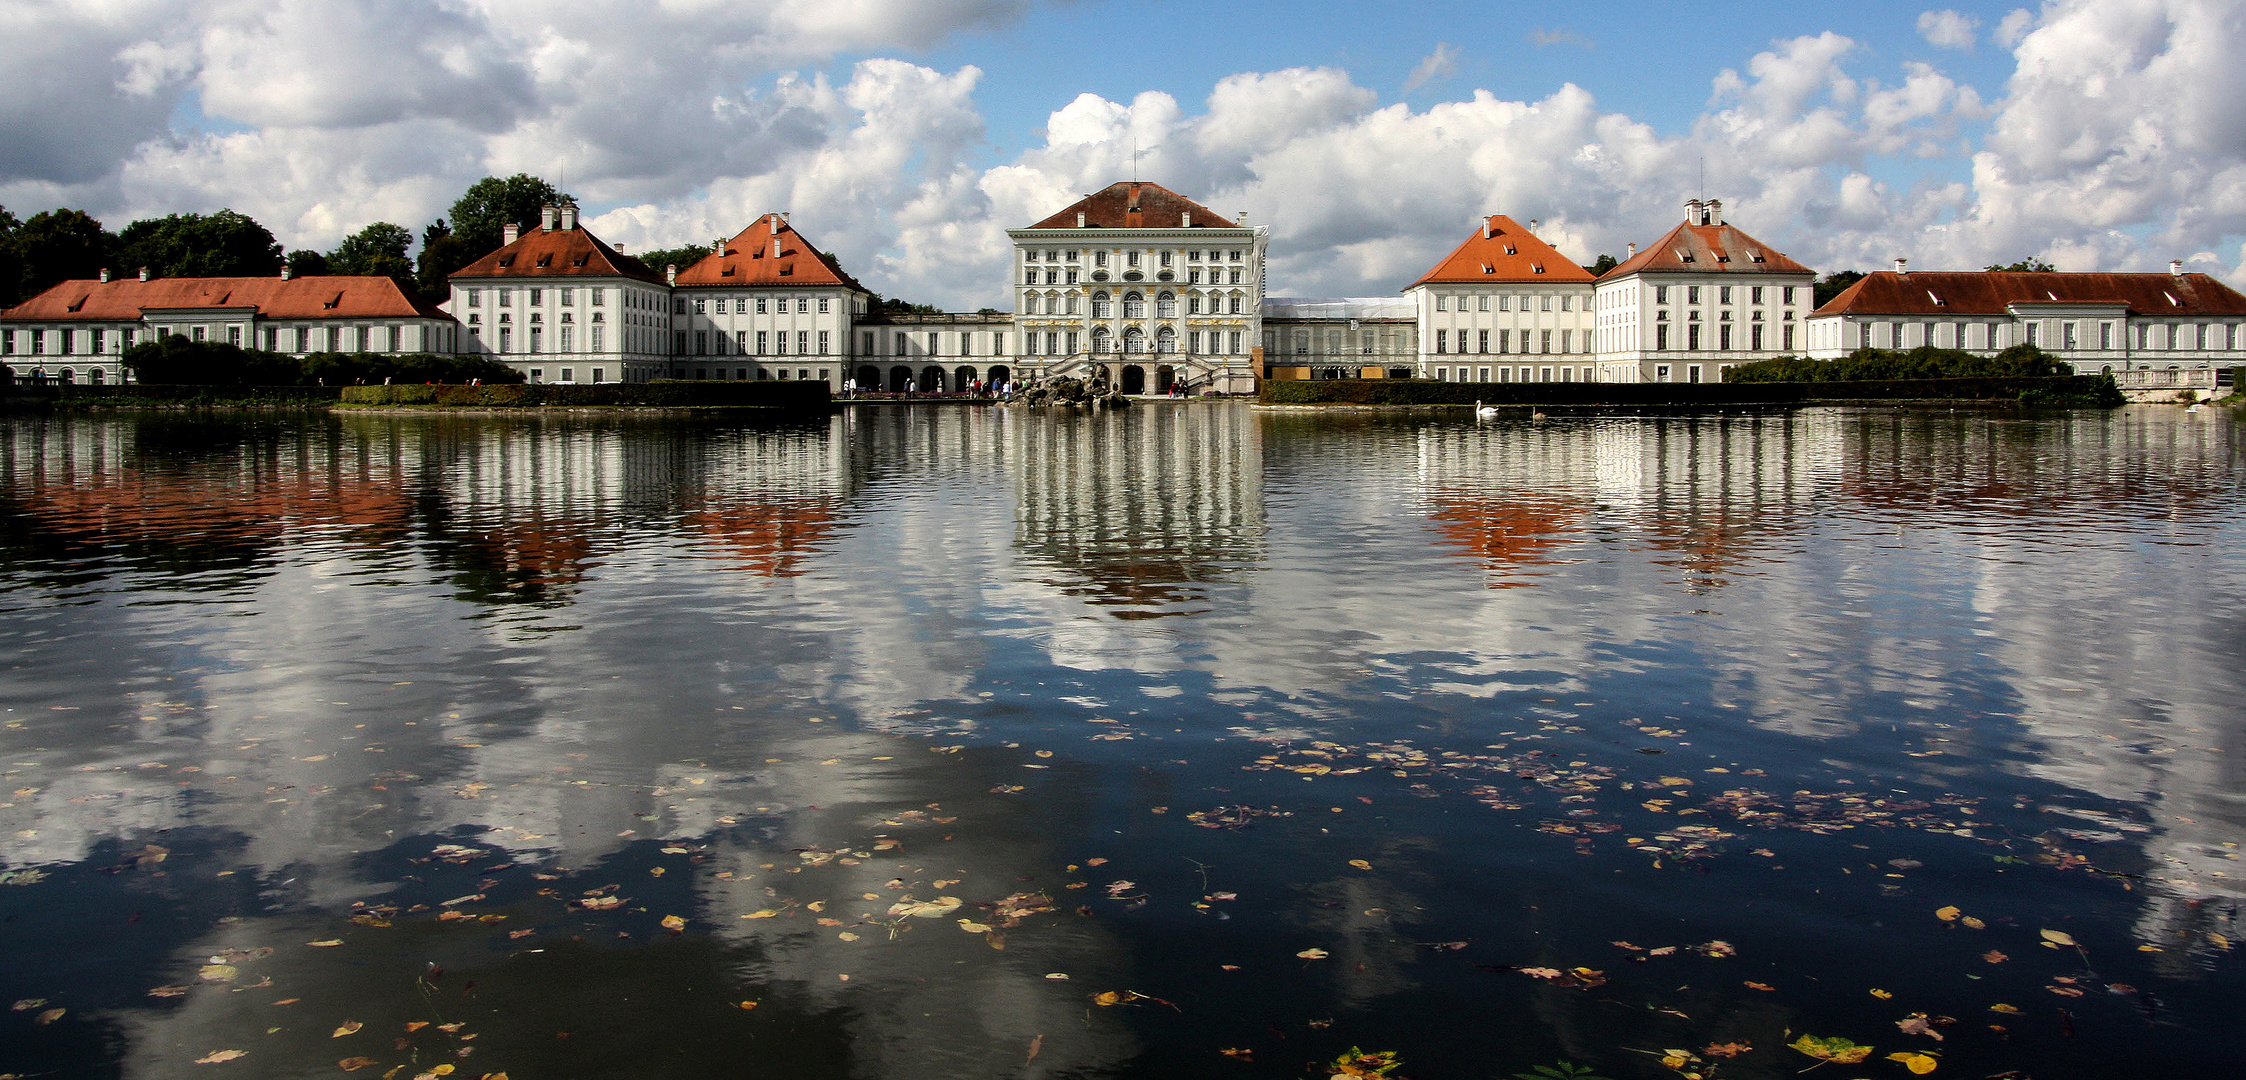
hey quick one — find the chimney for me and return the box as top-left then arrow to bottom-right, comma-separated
138,267 -> 149,282
1528,219 -> 1540,232
780,212 -> 789,224
1181,211 -> 1190,228
280,264 -> 291,281
666,263 -> 677,285
1483,217 -> 1494,240
1893,257 -> 1908,275
503,222 -> 520,245
2170,259 -> 2184,276
99,268 -> 111,283
1626,242 -> 1637,259
1076,211 -> 1086,227
540,203 -> 557,231
1707,199 -> 1723,225
559,203 -> 577,230
1684,198 -> 1702,223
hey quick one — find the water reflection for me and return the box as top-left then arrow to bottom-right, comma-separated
0,404 -> 2240,1078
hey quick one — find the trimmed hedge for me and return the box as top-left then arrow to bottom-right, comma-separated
339,379 -> 831,411
1260,375 -> 2122,407
36,384 -> 343,405
1726,344 -> 2070,383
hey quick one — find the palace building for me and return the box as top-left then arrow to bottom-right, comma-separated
10,183 -> 2244,390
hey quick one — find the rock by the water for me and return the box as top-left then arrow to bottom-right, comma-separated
1004,374 -> 1130,410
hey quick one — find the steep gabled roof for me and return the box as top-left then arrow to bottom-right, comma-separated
1409,216 -> 1594,288
1814,271 -> 2246,317
1025,182 -> 1236,230
672,214 -> 867,292
1603,221 -> 1814,277
451,221 -> 662,284
2,275 -> 445,321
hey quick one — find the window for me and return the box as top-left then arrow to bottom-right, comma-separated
1436,295 -> 1448,312
1478,329 -> 1489,353
1157,292 -> 1176,317
1751,286 -> 1763,305
1228,269 -> 1241,284
592,327 -> 603,351
674,297 -> 686,314
1782,325 -> 1793,351
1560,295 -> 1572,312
1189,331 -> 1202,354
1540,330 -> 1552,353
467,289 -> 481,307
1719,286 -> 1732,304
756,330 -> 768,354
1498,295 -> 1510,311
1560,330 -> 1571,353
2026,323 -> 2040,347
1123,292 -> 1144,318
1188,296 -> 1202,314
798,330 -> 808,354
1436,329 -> 1448,354
1656,364 -> 1671,382
1751,325 -> 1763,351
1688,364 -> 1702,383
1719,325 -> 1731,350
1541,295 -> 1552,312
1655,285 -> 1669,305
1656,325 -> 1669,350
2063,322 -> 2078,349
592,288 -> 604,305
1478,296 -> 1490,312
1092,292 -> 1111,318
1228,331 -> 1242,354
1687,286 -> 1701,304
819,330 -> 830,355
818,298 -> 830,314
1229,295 -> 1242,314
1687,325 -> 1700,350
1498,329 -> 1511,353
1434,367 -> 1448,381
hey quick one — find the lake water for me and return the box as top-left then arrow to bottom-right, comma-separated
0,403 -> 2240,1080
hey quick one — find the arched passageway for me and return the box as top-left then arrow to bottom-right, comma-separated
889,365 -> 913,392
856,365 -> 881,390
918,365 -> 945,392
1155,365 -> 1175,394
1120,365 -> 1145,394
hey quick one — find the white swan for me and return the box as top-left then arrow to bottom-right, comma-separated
1474,399 -> 1499,418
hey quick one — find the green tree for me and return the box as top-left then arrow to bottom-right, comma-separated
446,174 -> 567,262
285,249 -> 331,277
1984,257 -> 2056,272
12,209 -> 115,303
123,333 -> 299,385
415,219 -> 474,299
328,222 -> 415,287
114,209 -> 282,280
0,206 -> 23,306
638,243 -> 711,278
1583,253 -> 1618,276
1813,269 -> 1865,308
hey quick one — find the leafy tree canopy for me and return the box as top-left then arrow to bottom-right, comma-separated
328,222 -> 415,286
115,209 -> 282,280
416,219 -> 474,301
1725,343 -> 2071,383
1984,257 -> 2056,272
637,243 -> 711,276
1583,253 -> 1619,276
1813,269 -> 1866,308
446,175 -> 568,263
285,249 -> 331,277
11,209 -> 114,304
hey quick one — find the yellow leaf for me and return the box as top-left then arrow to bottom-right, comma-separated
306,940 -> 344,948
431,1067 -> 454,1076
742,909 -> 779,919
1297,948 -> 1329,960
198,964 -> 239,983
2210,932 -> 2232,951
1990,1003 -> 2022,1014
837,931 -> 860,941
1348,859 -> 1372,870
1961,916 -> 1986,930
1869,988 -> 1893,999
331,1020 -> 363,1037
660,915 -> 687,932
1788,1034 -> 1873,1064
1093,991 -> 1127,1006
1934,906 -> 1960,922
1888,1051 -> 1939,1074
2039,929 -> 2077,947
957,919 -> 993,933
193,1050 -> 247,1064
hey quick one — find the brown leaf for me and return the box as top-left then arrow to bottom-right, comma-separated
1743,981 -> 1776,992
1703,1042 -> 1751,1058
332,1021 -> 364,1037
34,1007 -> 65,1025
338,1057 -> 379,1072
1981,950 -> 2008,964
193,1049 -> 247,1064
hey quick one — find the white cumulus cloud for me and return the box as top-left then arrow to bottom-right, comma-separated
1917,9 -> 1981,50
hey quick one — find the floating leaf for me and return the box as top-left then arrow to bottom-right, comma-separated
338,1058 -> 378,1072
2040,929 -> 2078,947
198,964 -> 240,983
1934,906 -> 1961,922
331,1020 -> 363,1037
1960,916 -> 1986,930
34,1007 -> 65,1025
1887,1051 -> 1939,1074
1989,1003 -> 2022,1014
10,999 -> 47,1011
305,940 -> 344,948
193,1050 -> 247,1064
1702,1042 -> 1750,1058
1870,988 -> 1894,999
958,919 -> 993,934
1788,1034 -> 1873,1064
886,896 -> 962,918
1743,981 -> 1776,992
742,909 -> 779,919
660,915 -> 686,932
1297,948 -> 1330,960
1219,1048 -> 1253,1060
1349,859 -> 1372,870
1981,950 -> 2008,964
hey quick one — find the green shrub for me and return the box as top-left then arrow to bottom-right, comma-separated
1727,344 -> 2070,383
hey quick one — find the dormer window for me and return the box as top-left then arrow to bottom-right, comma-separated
1504,246 -> 1518,255
535,254 -> 552,268
1531,264 -> 1545,274
1677,250 -> 1694,262
1480,264 -> 1495,274
497,256 -> 514,267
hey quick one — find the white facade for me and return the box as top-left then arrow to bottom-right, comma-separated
1413,281 -> 1597,384
1593,274 -> 1816,384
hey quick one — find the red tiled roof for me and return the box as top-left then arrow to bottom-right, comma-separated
1025,182 -> 1236,230
672,214 -> 867,292
1602,221 -> 1814,277
1409,215 -> 1594,288
2,275 -> 444,322
451,221 -> 662,284
1814,271 -> 2246,317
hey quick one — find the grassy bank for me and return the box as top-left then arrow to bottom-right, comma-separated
1260,375 -> 2122,408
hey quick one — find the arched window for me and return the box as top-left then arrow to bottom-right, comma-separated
1091,327 -> 1112,352
1155,327 -> 1176,353
1122,292 -> 1144,319
1228,292 -> 1243,314
1156,291 -> 1176,317
1092,291 -> 1111,319
1123,326 -> 1144,353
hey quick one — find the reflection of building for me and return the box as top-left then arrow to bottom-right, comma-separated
1260,297 -> 1417,381
1009,405 -> 1265,614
